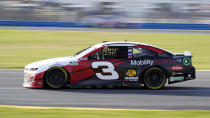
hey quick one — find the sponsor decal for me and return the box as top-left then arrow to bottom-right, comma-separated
183,58 -> 191,65
24,73 -> 35,83
49,63 -> 63,68
69,61 -> 78,65
126,69 -> 137,77
124,77 -> 138,81
188,74 -> 192,78
128,56 -> 132,59
131,60 -> 153,66
80,57 -> 87,60
128,48 -> 133,58
125,69 -> 138,81
128,53 -> 133,56
154,59 -> 181,64
177,59 -> 182,63
128,49 -> 132,53
170,65 -> 184,71
169,76 -> 184,82
171,72 -> 184,76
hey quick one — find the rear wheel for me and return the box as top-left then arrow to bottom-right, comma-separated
143,67 -> 166,90
45,67 -> 68,89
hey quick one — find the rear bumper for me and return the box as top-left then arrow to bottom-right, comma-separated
169,66 -> 196,84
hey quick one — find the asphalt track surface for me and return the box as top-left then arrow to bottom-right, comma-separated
0,27 -> 210,110
1,26 -> 210,35
0,69 -> 210,110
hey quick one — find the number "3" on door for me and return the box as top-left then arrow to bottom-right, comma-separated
91,62 -> 119,80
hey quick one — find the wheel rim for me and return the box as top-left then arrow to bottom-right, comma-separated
47,69 -> 66,87
146,70 -> 164,87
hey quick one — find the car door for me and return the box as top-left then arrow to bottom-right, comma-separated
124,46 -> 157,81
88,46 -> 129,82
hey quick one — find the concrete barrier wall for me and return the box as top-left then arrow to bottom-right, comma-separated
127,23 -> 210,30
1,20 -> 210,30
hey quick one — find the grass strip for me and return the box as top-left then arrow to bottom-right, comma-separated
0,30 -> 209,69
0,105 -> 210,118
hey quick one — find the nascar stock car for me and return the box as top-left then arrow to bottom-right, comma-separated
23,41 -> 195,90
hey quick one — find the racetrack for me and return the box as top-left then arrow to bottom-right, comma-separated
0,69 -> 210,110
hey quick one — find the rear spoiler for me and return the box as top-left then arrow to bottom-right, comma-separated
184,51 -> 192,56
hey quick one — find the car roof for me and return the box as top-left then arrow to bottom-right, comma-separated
94,41 -> 172,54
75,41 -> 172,59
94,41 -> 152,47
103,41 -> 147,45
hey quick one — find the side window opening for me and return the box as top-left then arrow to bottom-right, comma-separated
158,53 -> 172,58
133,47 -> 142,56
88,46 -> 128,60
132,47 -> 156,58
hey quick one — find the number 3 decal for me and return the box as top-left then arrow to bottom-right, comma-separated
92,62 -> 119,80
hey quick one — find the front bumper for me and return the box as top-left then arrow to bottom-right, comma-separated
23,70 -> 45,88
23,79 -> 43,88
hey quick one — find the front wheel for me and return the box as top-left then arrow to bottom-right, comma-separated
143,67 -> 167,90
45,67 -> 68,89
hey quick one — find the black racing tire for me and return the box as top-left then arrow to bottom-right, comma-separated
143,67 -> 166,90
45,67 -> 68,89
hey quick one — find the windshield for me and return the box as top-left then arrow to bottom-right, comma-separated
74,45 -> 98,59
74,46 -> 91,56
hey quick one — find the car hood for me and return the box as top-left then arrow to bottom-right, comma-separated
25,56 -> 77,71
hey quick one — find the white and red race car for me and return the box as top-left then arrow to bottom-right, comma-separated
23,41 -> 195,89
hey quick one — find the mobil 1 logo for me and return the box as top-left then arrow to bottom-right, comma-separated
183,58 -> 191,65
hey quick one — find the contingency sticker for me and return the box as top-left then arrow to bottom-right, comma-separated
169,76 -> 184,82
125,69 -> 138,81
128,47 -> 133,58
183,58 -> 191,65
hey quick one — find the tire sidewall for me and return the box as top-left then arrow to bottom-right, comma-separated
45,66 -> 68,89
143,67 -> 166,90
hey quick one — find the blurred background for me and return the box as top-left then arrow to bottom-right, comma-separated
1,0 -> 210,27
0,1 -> 210,114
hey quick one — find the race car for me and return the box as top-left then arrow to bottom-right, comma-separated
23,41 -> 195,90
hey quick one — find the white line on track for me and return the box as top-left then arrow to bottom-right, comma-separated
0,105 -> 170,111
